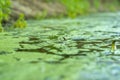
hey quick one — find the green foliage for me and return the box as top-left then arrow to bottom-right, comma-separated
0,11 -> 3,22
13,14 -> 27,28
93,0 -> 100,9
60,0 -> 90,18
60,0 -> 120,18
104,0 -> 119,11
0,0 -> 28,30
0,0 -> 11,21
0,0 -> 11,32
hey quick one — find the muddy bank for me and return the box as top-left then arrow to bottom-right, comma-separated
11,0 -> 66,19
10,0 -> 120,19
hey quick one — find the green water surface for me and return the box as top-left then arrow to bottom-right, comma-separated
1,12 -> 120,80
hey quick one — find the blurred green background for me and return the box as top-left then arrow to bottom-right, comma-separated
1,0 -> 120,24
0,0 -> 120,29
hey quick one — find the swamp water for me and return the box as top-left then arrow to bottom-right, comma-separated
1,12 -> 120,80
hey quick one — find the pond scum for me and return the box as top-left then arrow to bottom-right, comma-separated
0,12 -> 120,80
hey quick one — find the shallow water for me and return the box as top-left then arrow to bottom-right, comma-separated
1,12 -> 120,80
